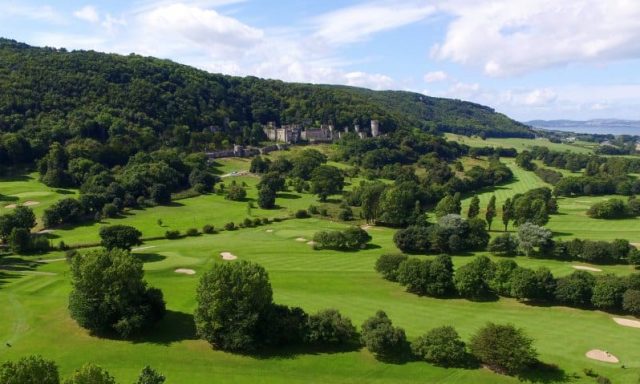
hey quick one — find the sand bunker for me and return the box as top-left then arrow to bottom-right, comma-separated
3,204 -> 16,209
175,268 -> 196,275
132,246 -> 156,252
613,317 -> 640,329
220,252 -> 237,260
585,349 -> 619,363
37,229 -> 55,234
573,265 -> 602,272
23,200 -> 40,206
266,229 -> 274,233
295,237 -> 307,242
306,241 -> 316,246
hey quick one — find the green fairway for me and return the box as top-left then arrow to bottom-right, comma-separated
1,219 -> 639,383
445,133 -> 595,154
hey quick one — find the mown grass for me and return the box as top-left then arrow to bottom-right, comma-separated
1,219 -> 639,383
445,133 -> 594,154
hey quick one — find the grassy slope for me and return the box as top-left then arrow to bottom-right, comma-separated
445,133 -> 594,154
1,220 -> 639,383
2,151 -> 640,383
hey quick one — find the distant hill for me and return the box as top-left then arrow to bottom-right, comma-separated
527,119 -> 640,136
0,38 -> 532,156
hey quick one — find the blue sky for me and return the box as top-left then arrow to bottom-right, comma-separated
1,0 -> 640,121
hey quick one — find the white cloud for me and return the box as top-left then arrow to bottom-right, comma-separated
312,1 -> 435,45
424,70 -> 448,83
74,6 -> 99,23
344,71 -> 394,90
522,88 -> 557,106
433,0 -> 640,76
2,3 -> 65,24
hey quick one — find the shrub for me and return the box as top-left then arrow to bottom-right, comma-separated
411,326 -> 468,367
591,274 -> 627,310
65,363 -> 116,384
587,198 -> 629,219
224,222 -> 236,231
488,233 -> 519,256
165,230 -> 181,239
622,289 -> 640,315
454,256 -> 496,301
186,228 -> 199,237
375,254 -> 408,282
68,249 -> 165,338
554,271 -> 596,307
360,311 -> 407,360
0,355 -> 59,384
258,304 -> 308,347
338,207 -> 354,221
225,185 -> 247,201
306,309 -> 356,345
243,218 -> 253,227
393,226 -> 431,253
469,323 -> 537,375
253,218 -> 262,226
261,217 -> 270,225
308,205 -> 319,215
99,225 -> 142,250
101,203 -> 119,218
135,366 -> 165,384
202,224 -> 215,234
295,209 -> 310,219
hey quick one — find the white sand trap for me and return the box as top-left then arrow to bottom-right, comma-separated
220,252 -> 237,260
132,246 -> 156,252
37,229 -> 55,234
631,243 -> 640,249
37,258 -> 66,263
3,204 -> 16,209
22,200 -> 40,206
586,349 -> 619,363
306,241 -> 316,246
613,317 -> 640,329
573,265 -> 602,272
295,237 -> 307,242
175,268 -> 196,275
266,229 -> 274,233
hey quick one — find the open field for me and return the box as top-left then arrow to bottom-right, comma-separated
1,218 -> 639,383
445,133 -> 595,154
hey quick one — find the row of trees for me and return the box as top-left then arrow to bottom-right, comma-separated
312,227 -> 372,250
376,254 -> 640,315
0,205 -> 50,254
0,356 -> 164,384
587,197 -> 640,219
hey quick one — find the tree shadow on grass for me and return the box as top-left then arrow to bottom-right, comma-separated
0,195 -> 19,202
0,256 -> 40,272
133,310 -> 197,346
54,189 -> 75,195
249,341 -> 363,361
277,193 -> 301,200
517,361 -> 572,383
132,253 -> 166,263
0,270 -> 21,287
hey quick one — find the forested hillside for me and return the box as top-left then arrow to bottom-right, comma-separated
0,38 -> 531,166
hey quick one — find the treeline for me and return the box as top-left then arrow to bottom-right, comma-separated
0,38 -> 530,172
587,197 -> 640,219
0,356 -> 165,384
376,254 -> 640,316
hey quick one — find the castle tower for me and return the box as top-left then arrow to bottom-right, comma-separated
371,120 -> 380,137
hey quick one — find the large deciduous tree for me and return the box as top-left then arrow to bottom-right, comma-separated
310,165 -> 344,201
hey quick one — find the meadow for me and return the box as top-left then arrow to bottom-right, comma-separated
445,133 -> 596,154
1,150 -> 640,383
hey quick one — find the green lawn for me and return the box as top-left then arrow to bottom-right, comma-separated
445,133 -> 594,154
1,219 -> 639,383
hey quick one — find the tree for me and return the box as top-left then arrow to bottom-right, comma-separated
375,254 -> 408,282
622,289 -> 640,316
485,195 -> 497,231
488,233 -> 519,256
490,259 -> 518,297
99,225 -> 142,250
508,267 -> 539,300
435,194 -> 460,218
64,363 -> 115,384
554,271 -> 596,307
310,165 -> 344,201
306,309 -> 356,345
225,185 -> 247,201
43,198 -> 85,228
291,149 -> 327,180
411,326 -> 468,367
454,256 -> 495,301
393,226 -> 431,253
258,172 -> 286,192
591,275 -> 627,310
360,183 -> 386,224
8,227 -> 31,254
68,249 -> 165,338
467,196 -> 480,219
195,260 -> 273,351
360,311 -> 407,360
257,185 -> 276,209
0,205 -> 36,240
135,366 -> 165,384
41,142 -> 70,187
149,183 -> 171,205
502,198 -> 513,231
469,323 -> 537,375
342,226 -> 372,249
517,223 -> 552,256
0,355 -> 60,384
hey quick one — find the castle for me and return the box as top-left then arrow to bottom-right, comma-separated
263,120 -> 380,144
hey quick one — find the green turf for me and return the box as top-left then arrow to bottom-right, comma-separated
445,133 -> 594,154
1,219 -> 639,383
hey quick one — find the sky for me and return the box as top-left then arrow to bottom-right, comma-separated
1,0 -> 640,122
